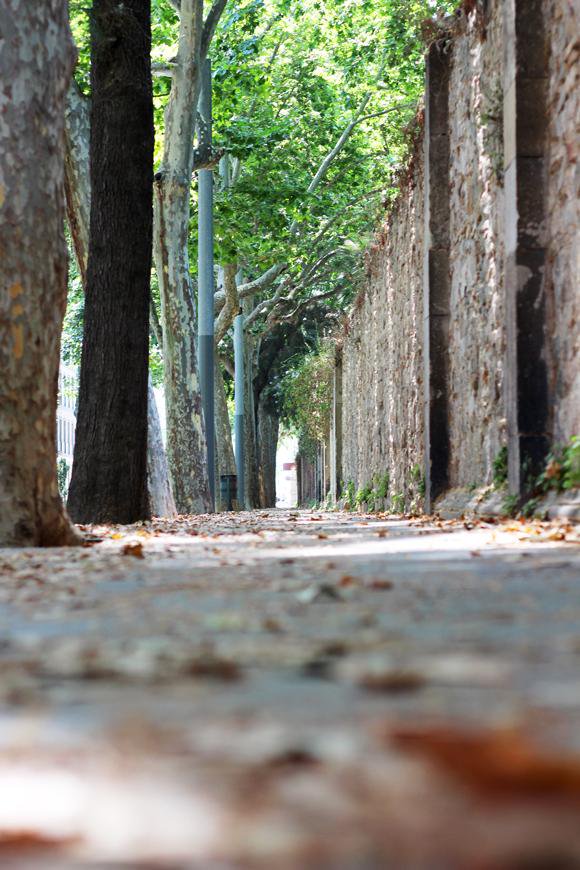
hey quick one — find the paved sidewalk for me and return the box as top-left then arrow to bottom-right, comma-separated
1,510 -> 580,867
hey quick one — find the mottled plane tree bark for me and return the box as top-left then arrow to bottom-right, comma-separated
153,0 -> 227,514
214,260 -> 238,499
0,1 -> 79,546
257,395 -> 279,508
68,0 -> 154,523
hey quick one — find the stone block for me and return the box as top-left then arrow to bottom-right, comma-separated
503,78 -> 517,169
502,0 -> 516,88
503,161 -> 518,254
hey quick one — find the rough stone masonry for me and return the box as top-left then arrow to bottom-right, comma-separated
336,0 -> 578,514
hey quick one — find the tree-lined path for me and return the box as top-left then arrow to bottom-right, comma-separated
1,0 -> 579,864
1,510 -> 580,865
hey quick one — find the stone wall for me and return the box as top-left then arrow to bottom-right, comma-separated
545,0 -> 579,443
341,139 -> 425,507
337,0 -> 578,512
447,2 -> 506,488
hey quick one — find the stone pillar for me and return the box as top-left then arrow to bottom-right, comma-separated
503,0 -> 550,494
423,40 -> 451,512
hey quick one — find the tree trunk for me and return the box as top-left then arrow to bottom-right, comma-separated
0,2 -> 78,546
153,0 -> 211,514
257,398 -> 279,508
242,298 -> 260,508
68,0 -> 154,524
215,360 -> 236,509
147,380 -> 177,517
64,82 -> 175,518
214,256 -> 237,510
64,81 -> 91,291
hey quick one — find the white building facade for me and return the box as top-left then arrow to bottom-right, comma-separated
56,364 -> 78,490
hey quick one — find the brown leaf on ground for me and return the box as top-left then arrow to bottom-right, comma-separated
264,748 -> 319,769
263,617 -> 284,634
121,542 -> 144,559
360,670 -> 426,693
0,832 -> 79,853
187,653 -> 242,681
367,579 -> 393,590
390,726 -> 580,799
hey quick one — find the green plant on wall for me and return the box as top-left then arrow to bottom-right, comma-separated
391,492 -> 405,514
373,471 -> 390,501
493,446 -> 508,488
537,437 -> 580,493
563,437 -> 580,489
410,463 -> 425,497
343,480 -> 356,511
501,492 -> 519,517
497,437 -> 579,518
356,483 -> 374,510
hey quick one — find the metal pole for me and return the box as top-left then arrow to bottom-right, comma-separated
234,311 -> 245,509
197,58 -> 215,510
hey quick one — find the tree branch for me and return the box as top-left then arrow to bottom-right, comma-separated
219,351 -> 235,378
201,0 -> 229,61
355,103 -> 414,126
244,275 -> 292,327
150,300 -> 163,347
299,248 -> 341,289
152,62 -> 176,77
284,48 -> 389,242
214,262 -> 288,310
311,188 -> 383,248
192,144 -> 225,171
214,262 -> 239,344
278,287 -> 341,323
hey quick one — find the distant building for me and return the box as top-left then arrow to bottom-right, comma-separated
276,435 -> 298,507
56,364 -> 78,489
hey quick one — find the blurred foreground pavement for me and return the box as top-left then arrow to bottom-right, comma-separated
0,510 -> 580,868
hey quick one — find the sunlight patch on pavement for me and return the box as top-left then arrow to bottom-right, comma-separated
0,762 -> 225,861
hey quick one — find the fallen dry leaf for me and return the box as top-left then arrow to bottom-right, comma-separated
390,726 -> 580,799
0,831 -> 79,853
367,579 -> 393,590
264,748 -> 319,769
121,542 -> 144,559
187,653 -> 241,681
262,617 -> 284,634
360,670 -> 425,693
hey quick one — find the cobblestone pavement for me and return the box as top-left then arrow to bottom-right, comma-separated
1,510 -> 580,868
